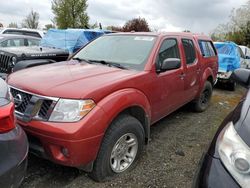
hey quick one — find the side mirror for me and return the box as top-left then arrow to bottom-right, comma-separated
232,68 -> 250,88
160,58 -> 181,72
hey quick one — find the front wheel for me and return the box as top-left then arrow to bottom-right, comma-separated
89,114 -> 145,182
193,81 -> 213,112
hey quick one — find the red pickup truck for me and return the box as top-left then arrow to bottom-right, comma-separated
7,32 -> 218,181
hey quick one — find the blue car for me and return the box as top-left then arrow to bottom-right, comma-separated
214,41 -> 245,90
0,78 -> 28,188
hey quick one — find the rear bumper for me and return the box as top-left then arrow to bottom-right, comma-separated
193,153 -> 240,188
0,125 -> 28,188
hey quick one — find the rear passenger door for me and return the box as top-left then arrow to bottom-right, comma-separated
181,38 -> 199,102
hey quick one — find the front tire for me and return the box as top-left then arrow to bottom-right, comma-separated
193,81 -> 213,112
89,114 -> 145,182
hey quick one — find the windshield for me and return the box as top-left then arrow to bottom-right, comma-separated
73,35 -> 156,70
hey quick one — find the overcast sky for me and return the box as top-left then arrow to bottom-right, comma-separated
0,0 -> 248,34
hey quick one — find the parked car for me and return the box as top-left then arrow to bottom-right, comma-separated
0,29 -> 111,79
214,41 -> 245,91
239,45 -> 250,68
7,32 -> 218,181
193,68 -> 250,188
0,28 -> 45,38
0,78 -> 28,188
0,34 -> 40,48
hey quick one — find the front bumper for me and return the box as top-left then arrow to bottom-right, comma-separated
0,125 -> 28,188
18,105 -> 108,169
193,153 -> 240,188
217,71 -> 232,80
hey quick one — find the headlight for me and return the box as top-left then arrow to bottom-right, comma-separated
218,122 -> 250,187
9,56 -> 17,68
49,99 -> 95,122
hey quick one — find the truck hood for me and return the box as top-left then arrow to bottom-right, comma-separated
7,60 -> 139,100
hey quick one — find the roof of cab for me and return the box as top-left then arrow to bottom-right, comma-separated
107,32 -> 212,40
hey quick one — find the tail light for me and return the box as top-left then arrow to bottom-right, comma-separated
0,102 -> 16,133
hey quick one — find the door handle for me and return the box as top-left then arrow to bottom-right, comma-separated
179,73 -> 186,79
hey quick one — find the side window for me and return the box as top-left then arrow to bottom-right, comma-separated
0,41 -> 7,47
157,38 -> 180,67
27,39 -> 40,46
237,47 -> 245,58
5,39 -> 24,47
198,40 -> 216,57
182,39 -> 196,64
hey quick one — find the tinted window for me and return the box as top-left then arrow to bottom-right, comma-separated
182,39 -> 196,64
157,38 -> 180,66
24,31 -> 41,38
199,40 -> 216,57
74,35 -> 156,71
3,30 -> 41,38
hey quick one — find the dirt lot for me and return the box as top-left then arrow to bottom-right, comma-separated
20,86 -> 246,188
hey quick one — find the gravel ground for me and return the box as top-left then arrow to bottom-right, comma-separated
20,85 -> 246,188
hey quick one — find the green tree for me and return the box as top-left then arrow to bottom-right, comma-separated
52,0 -> 89,29
211,0 -> 250,45
123,17 -> 151,32
22,10 -> 39,29
44,24 -> 55,30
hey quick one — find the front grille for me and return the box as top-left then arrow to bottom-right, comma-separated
0,53 -> 12,73
10,87 -> 56,121
38,100 -> 53,119
10,88 -> 32,113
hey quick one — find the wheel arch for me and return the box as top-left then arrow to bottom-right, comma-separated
97,89 -> 151,144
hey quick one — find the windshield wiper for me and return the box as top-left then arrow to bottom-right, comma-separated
89,60 -> 127,70
72,57 -> 92,64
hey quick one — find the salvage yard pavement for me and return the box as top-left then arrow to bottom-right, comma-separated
21,86 -> 246,188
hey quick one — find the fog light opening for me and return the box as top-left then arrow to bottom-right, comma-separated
61,147 -> 69,158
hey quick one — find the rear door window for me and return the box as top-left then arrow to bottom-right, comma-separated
182,39 -> 196,64
199,40 -> 216,57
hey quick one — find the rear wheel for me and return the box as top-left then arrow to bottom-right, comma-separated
193,81 -> 213,112
89,114 -> 145,182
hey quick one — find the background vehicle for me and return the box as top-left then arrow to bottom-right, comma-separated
0,78 -> 28,188
239,45 -> 250,68
8,32 -> 218,181
0,29 -> 111,79
214,41 -> 247,91
193,68 -> 250,188
0,34 -> 40,48
0,28 -> 45,38
41,28 -> 112,54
